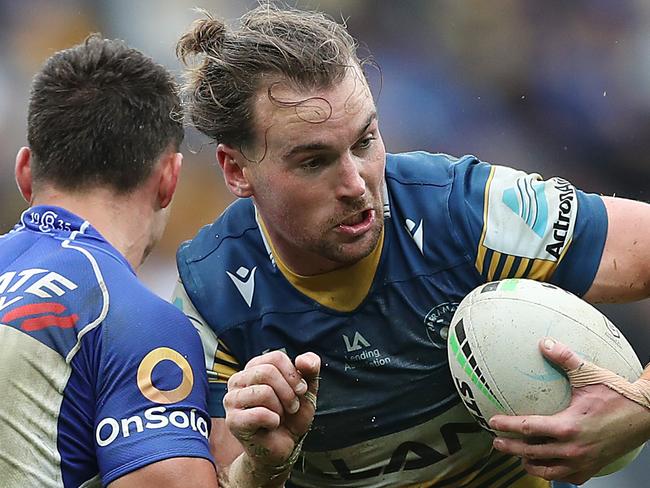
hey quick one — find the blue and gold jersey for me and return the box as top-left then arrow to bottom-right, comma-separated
175,152 -> 607,487
0,206 -> 212,487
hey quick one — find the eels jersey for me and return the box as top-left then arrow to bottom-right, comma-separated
0,206 -> 212,487
174,152 -> 608,487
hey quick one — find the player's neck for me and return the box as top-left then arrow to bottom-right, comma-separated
31,188 -> 155,270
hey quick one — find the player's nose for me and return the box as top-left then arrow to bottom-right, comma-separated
335,153 -> 366,200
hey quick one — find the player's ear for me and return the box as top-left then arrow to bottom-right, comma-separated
217,143 -> 254,198
15,147 -> 33,203
158,151 -> 182,209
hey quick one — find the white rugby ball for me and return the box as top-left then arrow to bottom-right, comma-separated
447,278 -> 644,476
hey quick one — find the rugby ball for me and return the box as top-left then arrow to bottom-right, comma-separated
447,278 -> 644,476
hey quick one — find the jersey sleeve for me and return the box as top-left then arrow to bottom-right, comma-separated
448,157 -> 608,296
94,295 -> 213,485
171,277 -> 242,418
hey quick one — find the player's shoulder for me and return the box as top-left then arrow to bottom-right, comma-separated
176,198 -> 270,312
386,151 -> 482,186
104,274 -> 196,341
62,238 -> 199,347
177,198 -> 259,267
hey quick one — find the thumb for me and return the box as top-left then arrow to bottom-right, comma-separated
539,337 -> 583,371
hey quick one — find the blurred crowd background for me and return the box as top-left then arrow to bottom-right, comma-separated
1,1 -> 649,485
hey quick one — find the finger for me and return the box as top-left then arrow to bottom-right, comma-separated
223,384 -> 284,416
493,436 -> 573,460
246,350 -> 308,395
539,337 -> 583,371
489,414 -> 577,439
229,364 -> 301,414
294,352 -> 320,404
226,407 -> 281,439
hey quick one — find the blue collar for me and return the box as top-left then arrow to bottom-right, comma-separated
17,205 -> 133,272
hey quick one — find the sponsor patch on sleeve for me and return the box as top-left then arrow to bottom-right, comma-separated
475,166 -> 577,281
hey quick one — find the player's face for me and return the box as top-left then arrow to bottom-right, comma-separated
245,66 -> 386,275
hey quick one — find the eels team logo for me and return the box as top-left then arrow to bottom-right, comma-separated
424,302 -> 458,349
137,347 -> 194,404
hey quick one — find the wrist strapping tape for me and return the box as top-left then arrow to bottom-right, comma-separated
567,361 -> 650,410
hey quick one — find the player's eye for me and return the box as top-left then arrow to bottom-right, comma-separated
356,134 -> 376,151
300,157 -> 324,171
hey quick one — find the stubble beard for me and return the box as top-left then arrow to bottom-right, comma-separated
312,203 -> 384,267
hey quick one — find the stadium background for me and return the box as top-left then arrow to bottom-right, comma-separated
0,0 -> 648,485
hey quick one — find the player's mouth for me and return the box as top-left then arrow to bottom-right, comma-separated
336,209 -> 375,236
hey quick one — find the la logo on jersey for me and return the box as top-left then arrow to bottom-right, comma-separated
227,266 -> 257,307
343,331 -> 392,371
343,331 -> 371,352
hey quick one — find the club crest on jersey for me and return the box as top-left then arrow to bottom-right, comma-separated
424,302 -> 458,349
226,266 -> 257,307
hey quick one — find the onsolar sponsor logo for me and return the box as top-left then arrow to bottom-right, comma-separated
96,407 -> 209,447
136,347 -> 194,404
95,347 -> 203,447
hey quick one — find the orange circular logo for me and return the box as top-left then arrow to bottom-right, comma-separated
136,347 -> 194,404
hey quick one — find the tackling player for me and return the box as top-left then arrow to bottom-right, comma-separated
3,34 -> 319,488
172,5 -> 650,488
0,35 -> 217,487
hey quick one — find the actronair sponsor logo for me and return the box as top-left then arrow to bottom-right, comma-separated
448,317 -> 503,428
96,407 -> 209,447
502,178 -> 549,238
545,178 -> 576,259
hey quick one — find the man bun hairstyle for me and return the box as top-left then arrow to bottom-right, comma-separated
28,34 -> 184,193
176,3 -> 362,152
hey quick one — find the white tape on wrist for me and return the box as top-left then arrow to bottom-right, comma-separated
567,361 -> 650,410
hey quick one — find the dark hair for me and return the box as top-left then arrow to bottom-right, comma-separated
176,3 -> 363,151
27,34 -> 184,193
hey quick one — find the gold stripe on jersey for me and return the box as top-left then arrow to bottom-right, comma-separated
500,254 -> 516,279
487,251 -> 502,281
217,339 -> 238,364
258,215 -> 384,312
513,258 -> 530,278
210,339 -> 240,384
526,258 -> 556,281
475,167 -> 497,275
525,237 -> 573,281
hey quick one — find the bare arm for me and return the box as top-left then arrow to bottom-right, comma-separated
214,351 -> 320,488
583,196 -> 650,303
109,457 -> 218,487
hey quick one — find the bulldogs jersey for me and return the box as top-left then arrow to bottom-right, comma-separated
175,152 -> 607,487
0,206 -> 212,487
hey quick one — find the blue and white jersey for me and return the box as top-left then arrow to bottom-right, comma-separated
0,206 -> 212,487
175,152 -> 607,487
